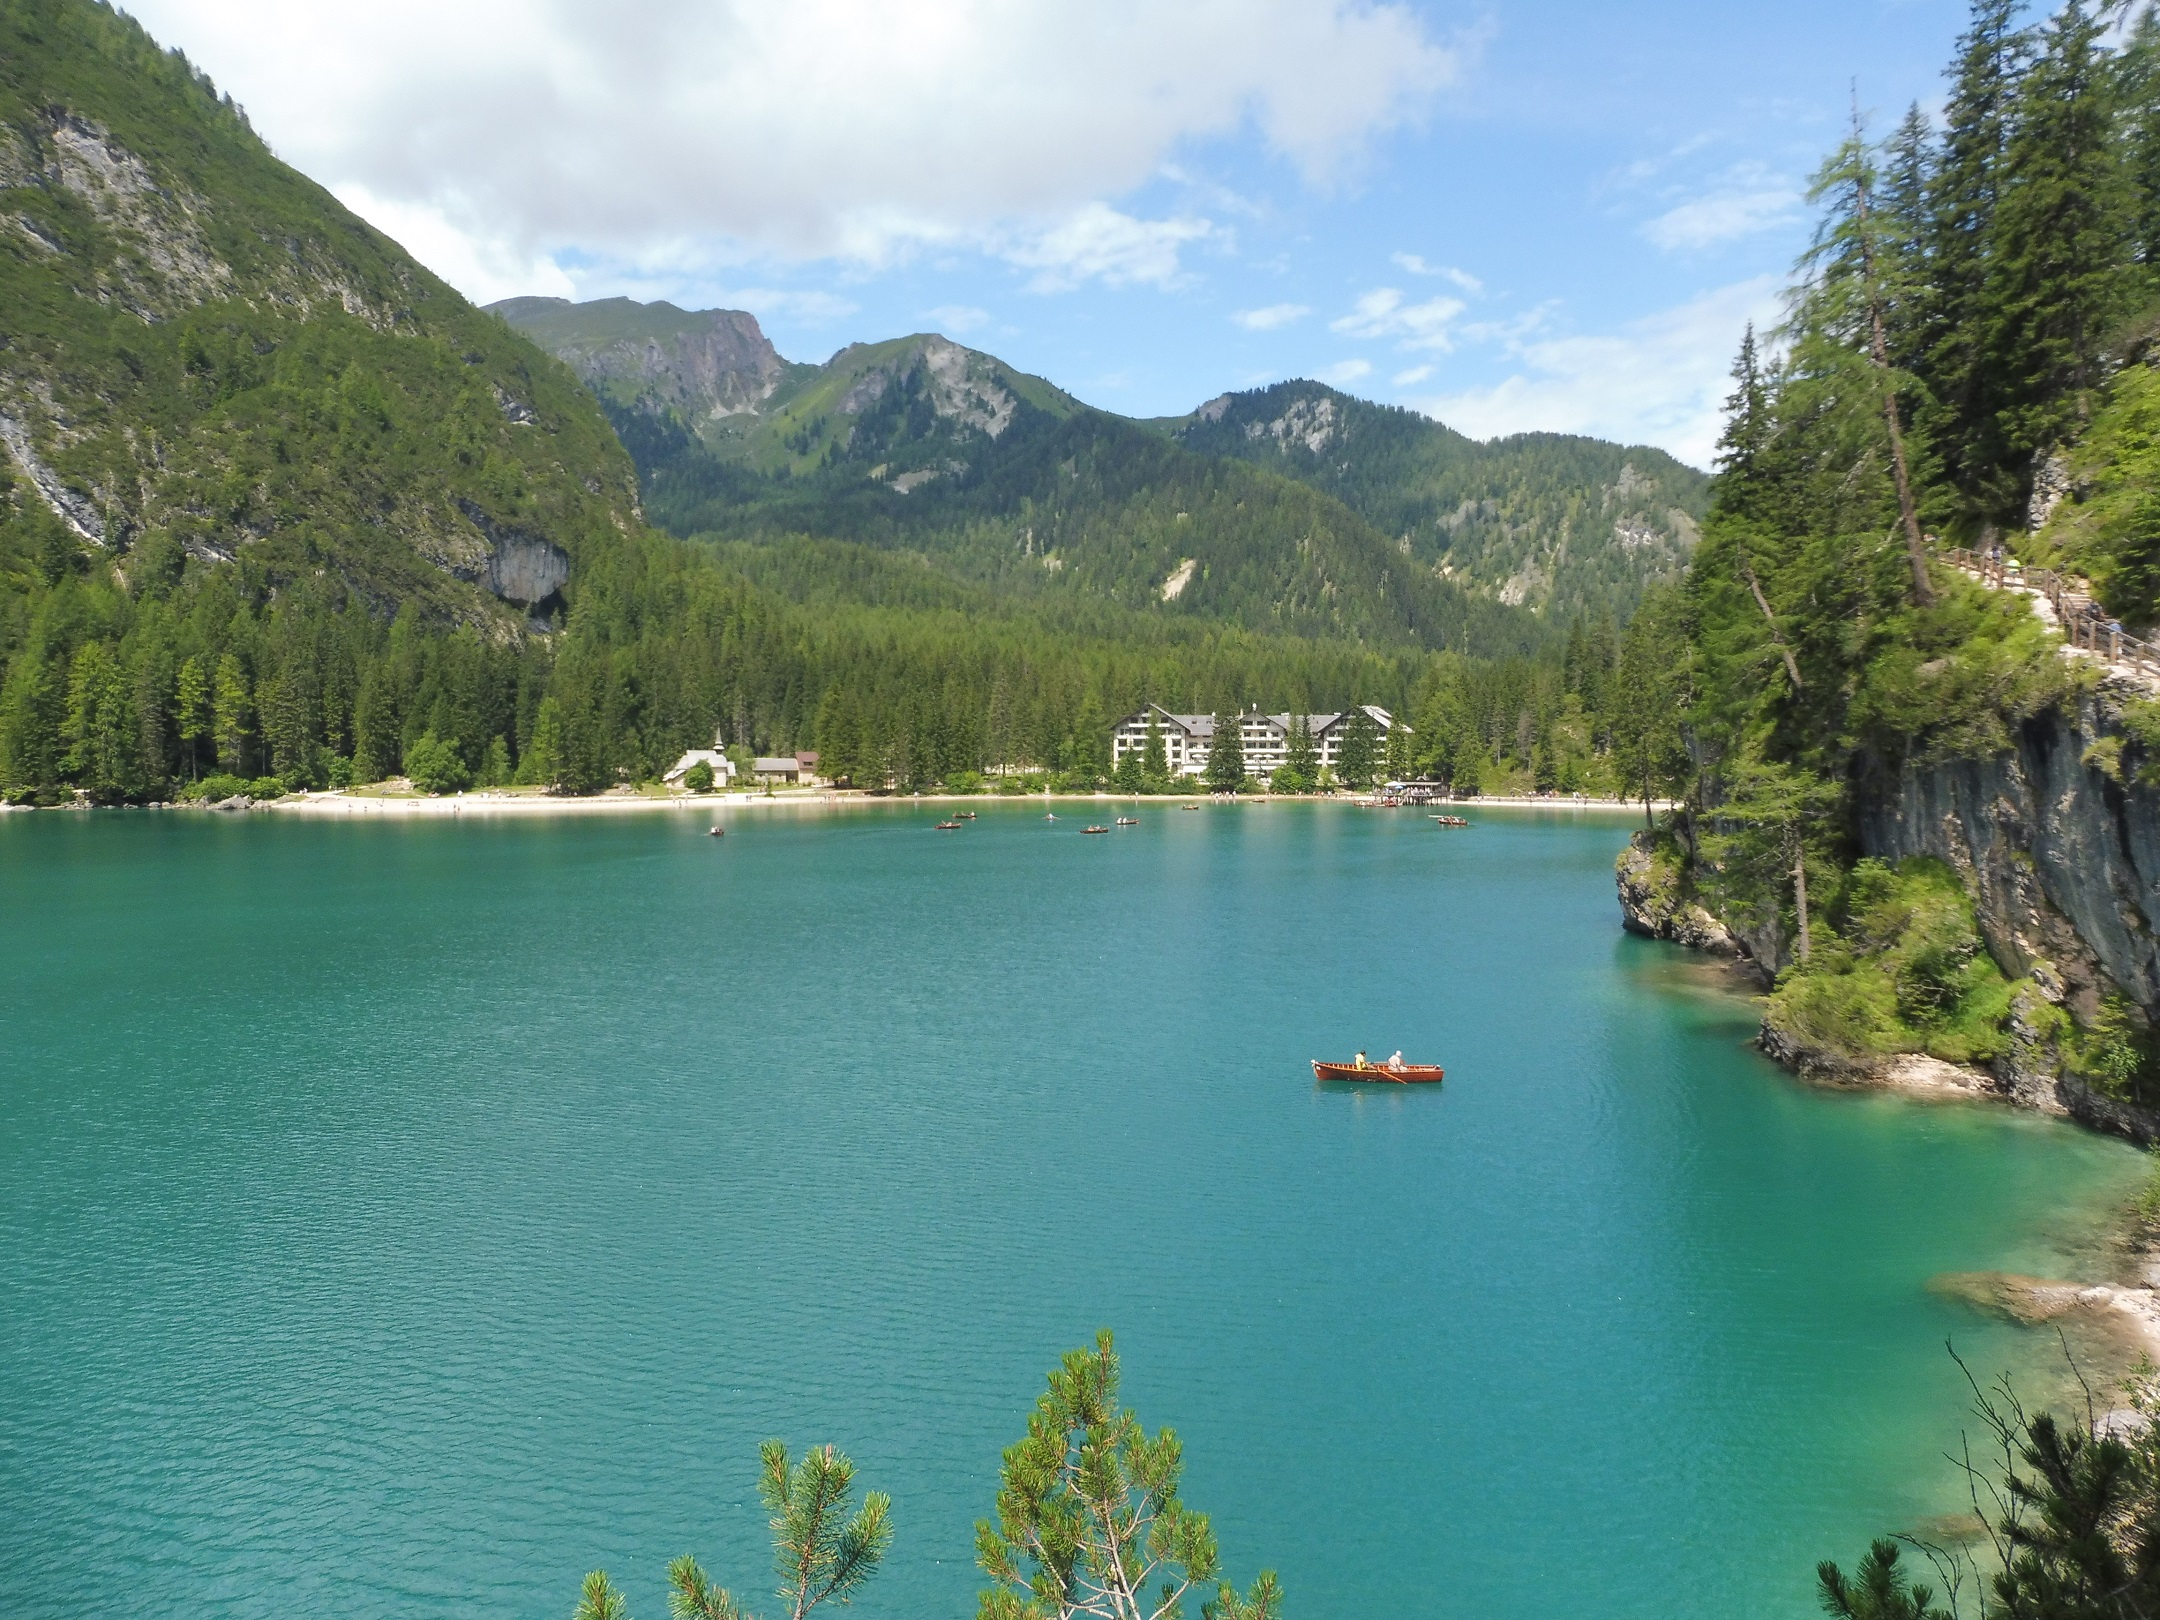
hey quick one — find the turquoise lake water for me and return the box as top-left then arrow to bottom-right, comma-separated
0,801 -> 2146,1620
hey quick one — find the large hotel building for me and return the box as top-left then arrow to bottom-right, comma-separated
1109,704 -> 1406,781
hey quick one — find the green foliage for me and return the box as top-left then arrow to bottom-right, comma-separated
500,304 -> 1689,651
975,1330 -> 1278,1620
756,1440 -> 893,1620
577,1571 -> 632,1620
668,1556 -> 750,1620
403,731 -> 471,795
1171,381 -> 1708,626
2039,362 -> 2160,625
2063,992 -> 2158,1101
1204,712 -> 1244,793
1816,1538 -> 1953,1620
1334,708 -> 1380,789
589,1440 -> 888,1620
1763,858 -> 2015,1064
683,758 -> 715,793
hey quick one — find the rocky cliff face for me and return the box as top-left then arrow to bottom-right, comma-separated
1856,674 -> 2160,1025
1618,673 -> 2160,1140
488,297 -> 789,423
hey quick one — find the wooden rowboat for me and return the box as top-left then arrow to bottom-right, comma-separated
1312,1060 -> 1444,1084
1081,824 -> 1110,834
934,820 -> 962,830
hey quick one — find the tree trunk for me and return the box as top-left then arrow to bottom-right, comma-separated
1793,833 -> 1811,965
1853,153 -> 1935,608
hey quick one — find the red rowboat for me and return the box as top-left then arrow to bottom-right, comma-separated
1312,1060 -> 1444,1084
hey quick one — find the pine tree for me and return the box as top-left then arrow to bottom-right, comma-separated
1880,104 -> 1939,380
1334,708 -> 1380,788
1281,712 -> 1319,791
1923,0 -> 2030,530
66,641 -> 138,801
1800,115 -> 1933,604
1985,0 -> 2136,502
1383,716 -> 1413,783
1204,710 -> 1245,792
976,1332 -> 1280,1620
2121,8 -> 2160,276
174,654 -> 210,782
1141,711 -> 1170,790
212,652 -> 252,777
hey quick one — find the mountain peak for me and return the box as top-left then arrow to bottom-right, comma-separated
486,295 -> 790,422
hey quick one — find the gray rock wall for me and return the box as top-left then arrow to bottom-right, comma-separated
1856,676 -> 2160,1024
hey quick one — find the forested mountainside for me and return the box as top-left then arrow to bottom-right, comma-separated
493,300 -> 1548,655
1611,0 -> 2160,1136
1,0 -> 1529,806
0,3 -> 643,630
500,295 -> 1704,637
1162,382 -> 1708,623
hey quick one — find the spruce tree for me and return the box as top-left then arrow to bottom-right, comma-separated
1923,0 -> 2030,530
1141,712 -> 1170,790
1204,711 -> 1245,793
1334,708 -> 1380,788
1281,713 -> 1319,791
2121,8 -> 2160,277
174,654 -> 210,782
1984,0 -> 2136,502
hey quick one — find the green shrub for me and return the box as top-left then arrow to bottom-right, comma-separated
682,759 -> 716,793
1765,857 -> 2013,1064
404,732 -> 472,796
942,769 -> 985,794
2066,994 -> 2156,1100
182,773 -> 250,803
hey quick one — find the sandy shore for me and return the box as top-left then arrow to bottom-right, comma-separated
255,788 -> 1673,818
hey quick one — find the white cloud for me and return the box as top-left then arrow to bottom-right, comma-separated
1391,252 -> 1480,292
130,0 -> 1459,299
1232,302 -> 1313,331
335,185 -> 574,306
1330,286 -> 1466,351
1320,358 -> 1373,385
1392,364 -> 1434,385
1002,205 -> 1216,291
1643,168 -> 1802,252
924,304 -> 993,335
1411,274 -> 1781,469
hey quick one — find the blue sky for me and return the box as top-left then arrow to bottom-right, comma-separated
131,0 -> 1983,466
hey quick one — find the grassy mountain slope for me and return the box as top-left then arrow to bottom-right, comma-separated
0,0 -> 642,633
495,301 -> 1546,656
1162,381 -> 1710,624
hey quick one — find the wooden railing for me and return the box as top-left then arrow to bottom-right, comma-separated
1943,546 -> 2160,680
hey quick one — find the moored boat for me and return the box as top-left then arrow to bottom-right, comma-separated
1312,1059 -> 1444,1084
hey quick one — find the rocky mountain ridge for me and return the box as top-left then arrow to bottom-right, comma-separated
497,298 -> 1706,635
0,0 -> 641,634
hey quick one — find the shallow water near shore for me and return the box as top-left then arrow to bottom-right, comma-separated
0,802 -> 2145,1620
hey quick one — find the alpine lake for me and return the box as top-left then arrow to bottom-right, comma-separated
1,800 -> 2147,1620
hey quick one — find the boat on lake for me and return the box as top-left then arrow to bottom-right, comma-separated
1313,1059 -> 1444,1084
956,811 -> 977,819
1116,816 -> 1138,825
934,820 -> 961,830
1081,824 -> 1110,834
1432,815 -> 1469,827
